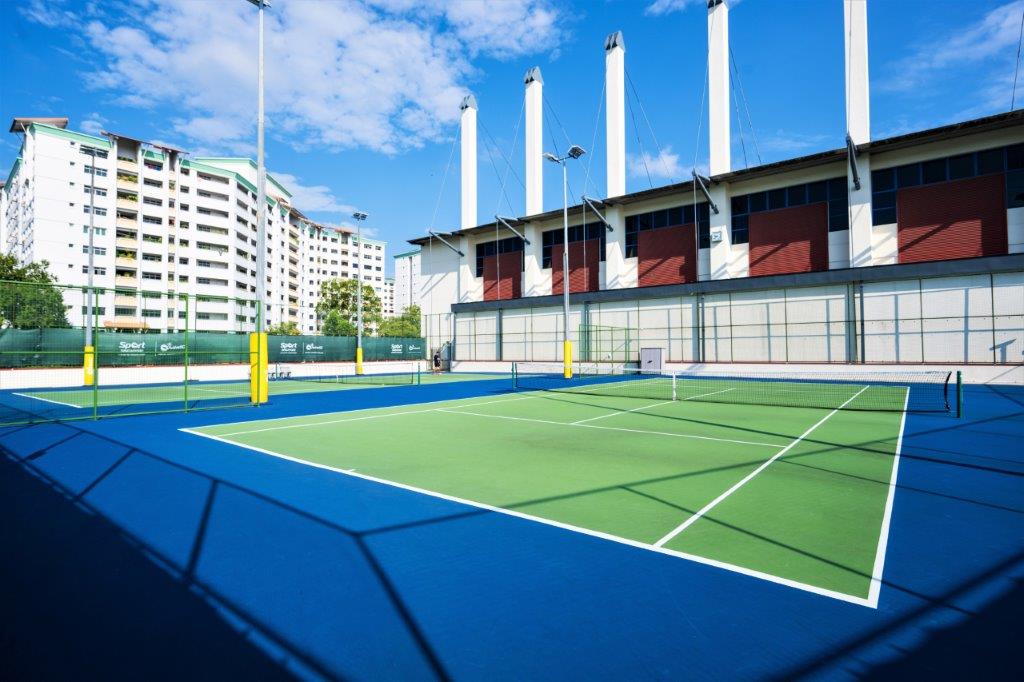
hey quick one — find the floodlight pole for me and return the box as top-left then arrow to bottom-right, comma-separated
560,159 -> 570,378
545,146 -> 586,379
247,0 -> 269,334
84,146 -> 97,386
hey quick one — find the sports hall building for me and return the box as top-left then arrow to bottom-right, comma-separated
409,1 -> 1024,380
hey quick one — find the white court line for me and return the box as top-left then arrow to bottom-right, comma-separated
180,426 -> 875,607
436,408 -> 784,448
209,395 -> 535,438
654,385 -> 870,548
568,388 -> 736,426
865,386 -> 910,609
570,400 -> 676,425
12,392 -> 84,408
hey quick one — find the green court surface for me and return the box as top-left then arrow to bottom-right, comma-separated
187,381 -> 908,606
14,372 -> 505,409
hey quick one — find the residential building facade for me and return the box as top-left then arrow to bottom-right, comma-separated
392,249 -> 420,316
1,120 -> 387,334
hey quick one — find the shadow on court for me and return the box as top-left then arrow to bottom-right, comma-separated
0,451 -> 293,681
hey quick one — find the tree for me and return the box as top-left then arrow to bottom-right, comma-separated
377,305 -> 421,338
0,255 -> 70,329
266,321 -> 300,335
315,278 -> 383,331
321,310 -> 357,336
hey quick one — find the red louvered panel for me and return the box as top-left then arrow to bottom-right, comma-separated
638,224 -> 697,287
551,239 -> 600,294
897,174 -> 1007,264
482,252 -> 521,301
748,202 -> 829,276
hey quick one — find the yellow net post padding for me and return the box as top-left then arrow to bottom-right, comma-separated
249,332 -> 268,404
83,345 -> 95,386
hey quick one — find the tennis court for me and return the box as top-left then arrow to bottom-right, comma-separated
186,364 -> 955,605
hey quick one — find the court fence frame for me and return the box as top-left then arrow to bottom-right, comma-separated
428,264 -> 1024,368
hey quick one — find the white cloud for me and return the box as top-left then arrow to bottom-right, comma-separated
79,112 -> 107,135
645,0 -> 740,17
628,146 -> 683,181
757,130 -> 829,155
18,0 -> 75,27
879,1 -> 1024,94
272,172 -> 354,216
29,0 -> 562,157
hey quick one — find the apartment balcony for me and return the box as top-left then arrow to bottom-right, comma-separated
116,197 -> 139,211
114,294 -> 139,307
117,173 -> 138,188
115,236 -> 137,249
114,256 -> 137,268
105,317 -> 150,331
115,275 -> 138,288
116,217 -> 137,229
116,158 -> 138,172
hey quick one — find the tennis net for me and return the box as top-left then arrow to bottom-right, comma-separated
511,362 -> 955,413
272,362 -> 421,386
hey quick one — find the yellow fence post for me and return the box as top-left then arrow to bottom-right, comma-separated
356,346 -> 364,375
83,345 -> 95,386
563,340 -> 573,379
250,332 -> 269,404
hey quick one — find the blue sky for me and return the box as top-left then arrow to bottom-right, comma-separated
2,0 -> 1023,274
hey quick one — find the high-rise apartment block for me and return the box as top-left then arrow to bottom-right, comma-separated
1,119 -> 388,333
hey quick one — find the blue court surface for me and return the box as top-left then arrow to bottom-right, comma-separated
2,377 -> 1022,679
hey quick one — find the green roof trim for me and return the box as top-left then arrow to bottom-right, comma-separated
182,159 -> 279,209
193,157 -> 292,199
143,149 -> 165,161
393,249 -> 420,259
30,123 -> 112,149
4,158 -> 21,194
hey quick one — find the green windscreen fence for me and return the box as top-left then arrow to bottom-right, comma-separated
0,280 -> 258,426
1,279 -> 427,427
268,335 -> 426,362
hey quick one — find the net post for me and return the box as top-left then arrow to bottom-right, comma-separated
249,331 -> 269,404
416,363 -> 421,385
183,294 -> 190,411
956,370 -> 963,418
83,345 -> 95,386
672,373 -> 677,401
512,362 -> 518,389
563,341 -> 573,379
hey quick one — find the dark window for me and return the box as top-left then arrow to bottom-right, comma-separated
786,184 -> 807,207
827,177 -> 848,200
977,147 -> 1005,176
749,191 -> 767,213
872,168 -> 895,192
543,223 -> 606,266
1007,170 -> 1024,209
948,154 -> 974,180
625,203 -> 706,257
922,158 -> 947,184
732,214 -> 749,244
475,236 -> 524,276
873,207 -> 897,226
828,198 -> 849,232
731,195 -> 748,215
651,209 -> 667,230
808,180 -> 828,204
1007,143 -> 1024,171
896,164 -> 921,188
768,188 -> 786,210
